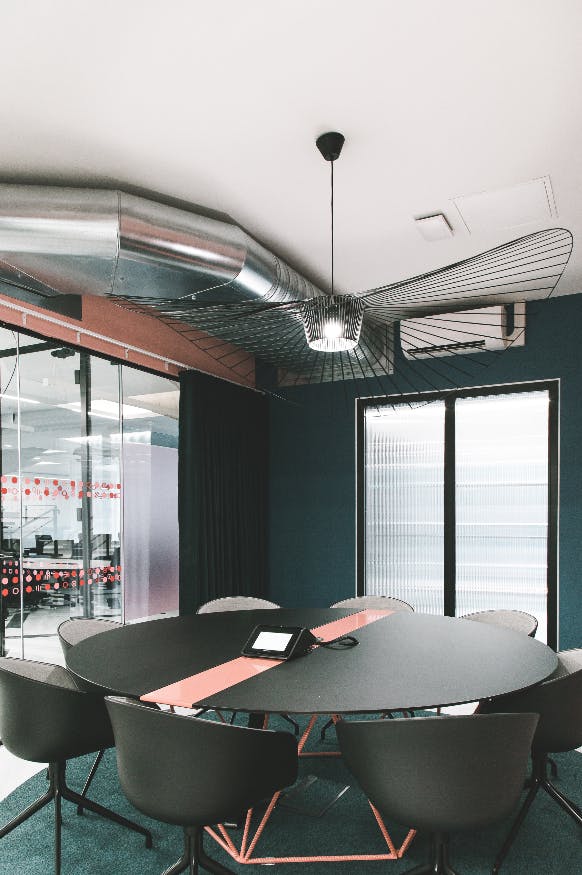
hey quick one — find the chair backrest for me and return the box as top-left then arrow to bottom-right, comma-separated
479,648 -> 582,754
330,595 -> 414,613
57,617 -> 121,656
460,609 -> 538,637
105,697 -> 297,827
337,713 -> 538,834
197,596 -> 280,614
0,657 -> 113,763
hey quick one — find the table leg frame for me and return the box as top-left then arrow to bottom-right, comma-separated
205,713 -> 417,865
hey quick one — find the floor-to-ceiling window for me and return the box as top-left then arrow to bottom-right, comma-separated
0,327 -> 179,662
358,382 -> 558,646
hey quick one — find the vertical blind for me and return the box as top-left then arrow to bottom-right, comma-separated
455,391 -> 549,641
364,401 -> 445,614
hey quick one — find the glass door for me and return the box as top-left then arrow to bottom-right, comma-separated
2,336 -> 83,661
0,326 -> 180,661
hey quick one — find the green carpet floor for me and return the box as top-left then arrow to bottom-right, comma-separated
1,715 -> 582,874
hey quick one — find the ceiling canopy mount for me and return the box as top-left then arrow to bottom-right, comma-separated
315,131 -> 345,163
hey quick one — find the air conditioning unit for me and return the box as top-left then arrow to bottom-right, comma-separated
400,303 -> 525,359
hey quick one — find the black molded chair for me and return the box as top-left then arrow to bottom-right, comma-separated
337,713 -> 538,875
460,609 -> 538,638
58,617 -> 120,653
330,595 -> 414,612
105,695 -> 298,875
479,648 -> 582,872
197,596 -> 281,613
58,617 -> 120,812
0,657 -> 151,875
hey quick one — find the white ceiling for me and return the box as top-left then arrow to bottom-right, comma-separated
1,1 -> 582,300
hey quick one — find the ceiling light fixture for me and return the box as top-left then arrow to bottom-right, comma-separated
302,132 -> 365,353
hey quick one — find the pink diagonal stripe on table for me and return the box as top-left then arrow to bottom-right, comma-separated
140,609 -> 393,709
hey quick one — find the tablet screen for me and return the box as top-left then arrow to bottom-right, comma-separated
252,630 -> 294,652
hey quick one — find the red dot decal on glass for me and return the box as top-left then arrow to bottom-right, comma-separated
71,570 -> 77,577
1,476 -> 5,483
80,580 -> 85,586
25,585 -> 32,594
25,575 -> 32,582
1,488 -> 7,495
34,478 -> 40,485
11,476 -> 17,483
44,489 -> 50,496
1,589 -> 8,597
53,479 -> 58,486
1,578 -> 7,585
45,583 -> 51,591
54,583 -> 59,590
24,488 -> 30,495
12,576 -> 18,584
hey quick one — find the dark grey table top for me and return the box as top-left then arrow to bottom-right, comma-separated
66,608 -> 558,714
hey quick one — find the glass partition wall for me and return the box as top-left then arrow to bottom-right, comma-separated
0,327 -> 179,663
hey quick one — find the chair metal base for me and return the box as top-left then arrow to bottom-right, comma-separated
401,834 -> 460,875
0,761 -> 152,875
493,755 -> 582,873
162,827 -> 236,875
77,748 -> 104,815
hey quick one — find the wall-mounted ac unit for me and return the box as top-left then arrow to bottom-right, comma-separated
400,303 -> 525,359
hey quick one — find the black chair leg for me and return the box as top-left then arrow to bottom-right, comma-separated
492,781 -> 539,873
196,827 -> 237,875
543,779 -> 582,826
77,748 -> 104,815
54,774 -> 62,875
320,716 -> 335,741
494,754 -> 582,873
402,833 -> 460,875
281,714 -> 300,735
162,829 -> 193,875
0,774 -> 54,839
57,761 -> 153,849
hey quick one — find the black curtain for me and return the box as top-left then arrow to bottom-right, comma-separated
178,371 -> 269,614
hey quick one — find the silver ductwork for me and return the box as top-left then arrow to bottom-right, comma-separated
0,184 -> 393,382
0,185 -> 321,305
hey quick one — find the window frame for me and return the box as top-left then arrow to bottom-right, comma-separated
356,380 -> 559,649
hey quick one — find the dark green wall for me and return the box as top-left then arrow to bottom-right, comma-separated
268,295 -> 582,649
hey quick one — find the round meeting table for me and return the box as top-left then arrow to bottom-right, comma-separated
66,608 -> 559,868
66,607 -> 558,714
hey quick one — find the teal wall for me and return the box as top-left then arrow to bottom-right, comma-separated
268,295 -> 582,649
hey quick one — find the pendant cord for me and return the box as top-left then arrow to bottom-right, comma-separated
330,158 -> 334,297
